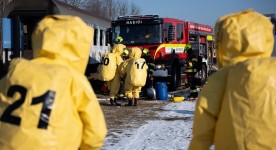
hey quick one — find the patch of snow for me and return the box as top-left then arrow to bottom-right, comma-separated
102,101 -> 196,150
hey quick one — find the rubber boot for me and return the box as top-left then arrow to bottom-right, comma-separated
188,88 -> 198,101
113,98 -> 121,106
110,98 -> 115,106
125,98 -> 132,106
133,98 -> 138,106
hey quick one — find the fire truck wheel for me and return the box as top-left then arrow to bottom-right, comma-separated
170,66 -> 180,91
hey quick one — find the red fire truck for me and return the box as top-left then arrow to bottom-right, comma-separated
111,15 -> 215,90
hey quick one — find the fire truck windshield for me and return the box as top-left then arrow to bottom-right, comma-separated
112,24 -> 162,45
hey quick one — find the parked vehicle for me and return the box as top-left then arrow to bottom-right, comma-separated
1,0 -> 111,75
111,15 -> 215,90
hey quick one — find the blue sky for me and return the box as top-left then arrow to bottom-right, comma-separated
129,0 -> 276,27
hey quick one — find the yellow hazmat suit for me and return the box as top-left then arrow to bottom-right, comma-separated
106,44 -> 126,105
120,47 -> 148,106
0,15 -> 107,150
189,10 -> 275,150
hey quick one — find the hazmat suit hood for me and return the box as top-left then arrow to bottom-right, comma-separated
189,10 -> 276,150
31,15 -> 93,74
0,15 -> 107,149
112,44 -> 126,55
129,47 -> 142,59
214,9 -> 274,68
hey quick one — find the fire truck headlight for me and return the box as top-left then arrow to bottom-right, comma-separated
155,64 -> 166,70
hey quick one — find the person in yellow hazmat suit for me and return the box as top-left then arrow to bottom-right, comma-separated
120,47 -> 148,106
0,15 -> 107,150
188,9 -> 275,150
117,49 -> 130,100
107,43 -> 126,106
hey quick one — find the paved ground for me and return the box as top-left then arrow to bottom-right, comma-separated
93,79 -> 192,146
97,93 -> 170,146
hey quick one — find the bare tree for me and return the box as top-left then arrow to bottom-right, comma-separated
84,0 -> 141,20
102,0 -> 119,20
58,0 -> 87,8
85,0 -> 102,17
19,0 -> 142,20
129,1 -> 141,15
117,0 -> 128,17
105,0 -> 116,20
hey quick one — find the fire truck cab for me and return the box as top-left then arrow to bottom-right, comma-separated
111,15 -> 215,90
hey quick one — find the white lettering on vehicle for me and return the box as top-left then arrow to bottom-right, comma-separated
165,47 -> 184,54
126,20 -> 143,25
189,24 -> 212,32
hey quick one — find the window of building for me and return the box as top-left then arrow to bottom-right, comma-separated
94,29 -> 98,45
100,30 -> 103,46
105,30 -> 109,46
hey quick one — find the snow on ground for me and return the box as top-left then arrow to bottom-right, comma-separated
102,100 -> 196,150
